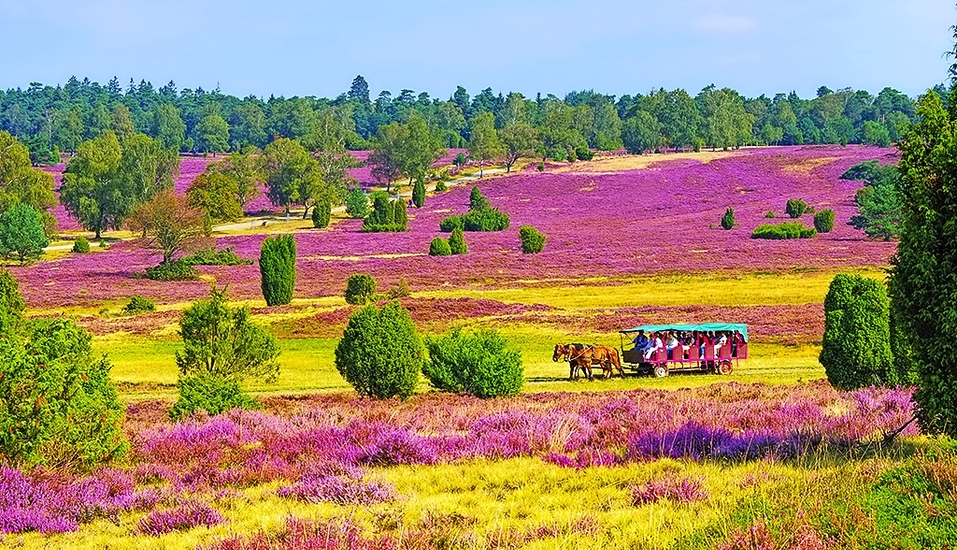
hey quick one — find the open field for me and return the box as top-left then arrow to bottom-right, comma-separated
6,146 -> 940,549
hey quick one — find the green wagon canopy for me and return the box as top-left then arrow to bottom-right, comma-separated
619,323 -> 748,342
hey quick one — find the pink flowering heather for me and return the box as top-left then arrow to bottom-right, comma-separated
137,500 -> 224,536
630,475 -> 710,505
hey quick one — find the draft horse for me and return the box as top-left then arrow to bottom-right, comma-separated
553,343 -> 624,380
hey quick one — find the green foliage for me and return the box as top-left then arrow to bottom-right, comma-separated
861,120 -> 891,147
844,160 -> 902,241
622,111 -> 663,154
434,180 -> 448,192
500,121 -> 539,172
175,286 -> 280,382
181,246 -> 252,266
448,227 -> 467,255
361,192 -> 406,232
0,317 -> 127,468
519,225 -> 546,253
72,236 -> 90,253
386,278 -> 411,299
720,207 -> 737,230
412,179 -> 426,208
575,145 -> 595,161
423,328 -> 523,398
453,152 -> 467,168
0,132 -> 57,235
751,222 -> 817,240
462,208 -> 510,231
813,209 -> 835,233
889,90 -> 957,436
820,274 -> 896,390
0,270 -> 25,336
145,259 -> 200,281
469,186 -> 491,211
0,202 -> 49,264
468,112 -> 504,177
392,199 -> 408,229
169,373 -> 262,421
537,162 -> 545,172
765,211 -> 776,218
785,198 -> 809,218
121,295 -> 155,315
186,170 -> 243,222
334,301 -> 423,400
312,199 -> 331,228
429,237 -> 452,256
260,234 -> 297,306
345,188 -> 371,218
345,273 -> 377,305
439,215 -> 463,232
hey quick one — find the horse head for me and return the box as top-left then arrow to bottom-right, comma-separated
552,343 -> 568,362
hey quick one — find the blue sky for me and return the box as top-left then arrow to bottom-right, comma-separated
0,0 -> 953,100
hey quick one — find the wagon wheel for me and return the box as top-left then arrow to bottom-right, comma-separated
718,360 -> 733,375
653,364 -> 669,378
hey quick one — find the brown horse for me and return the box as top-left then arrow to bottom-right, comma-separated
553,343 -> 593,380
590,344 -> 625,378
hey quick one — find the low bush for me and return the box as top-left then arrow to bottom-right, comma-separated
519,225 -> 546,253
145,260 -> 199,281
765,211 -> 776,218
345,274 -> 377,305
335,302 -> 423,400
429,237 -> 451,256
785,198 -> 809,218
537,162 -> 545,172
72,236 -> 90,253
575,145 -> 595,161
439,216 -> 463,232
448,227 -> 467,255
751,222 -> 817,240
386,278 -> 411,299
462,208 -> 510,231
168,374 -> 262,421
137,500 -> 224,535
814,209 -> 835,233
720,207 -> 737,230
423,328 -> 523,398
345,188 -> 370,219
98,239 -> 108,248
121,295 -> 155,315
311,200 -> 331,228
434,180 -> 448,192
181,246 -> 251,266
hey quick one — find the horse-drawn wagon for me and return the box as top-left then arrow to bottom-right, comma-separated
618,323 -> 748,378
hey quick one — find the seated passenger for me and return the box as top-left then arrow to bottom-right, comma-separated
681,332 -> 693,355
631,330 -> 649,351
666,332 -> 679,359
714,332 -> 728,355
645,332 -> 663,360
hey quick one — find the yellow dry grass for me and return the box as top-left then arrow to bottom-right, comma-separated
781,156 -> 839,174
557,151 -> 735,174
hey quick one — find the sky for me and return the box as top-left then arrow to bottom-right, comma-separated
0,0 -> 953,100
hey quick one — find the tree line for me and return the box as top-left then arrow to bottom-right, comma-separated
0,76 -> 931,163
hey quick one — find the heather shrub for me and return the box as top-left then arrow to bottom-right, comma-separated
277,474 -> 395,505
469,186 -> 491,211
145,259 -> 199,281
448,227 -> 467,254
137,501 -> 224,536
345,273 -> 377,305
260,234 -> 296,306
0,317 -> 127,468
335,301 -> 423,399
72,236 -> 90,253
820,274 -> 896,389
345,187 -> 370,219
751,222 -> 816,240
814,209 -> 835,233
519,225 -> 546,253
439,215 -> 463,232
423,328 -> 523,398
720,207 -> 737,230
429,237 -> 451,256
412,179 -> 425,208
121,295 -> 155,315
181,246 -> 251,266
169,373 -> 262,421
311,199 -> 331,228
462,208 -> 510,231
785,198 -> 809,218
630,475 -> 709,505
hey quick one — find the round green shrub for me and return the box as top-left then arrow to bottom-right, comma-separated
519,225 -> 546,253
448,227 -> 467,255
720,207 -> 737,230
169,373 -> 262,421
575,145 -> 595,161
751,222 -> 816,240
345,273 -> 377,305
814,209 -> 835,233
820,274 -> 895,389
439,216 -> 463,233
145,259 -> 200,281
785,198 -> 809,218
311,200 -> 331,228
0,317 -> 127,468
423,328 -> 523,398
434,180 -> 448,192
72,236 -> 90,253
345,188 -> 371,219
122,295 -> 155,315
462,208 -> 510,231
334,302 -> 423,400
429,237 -> 452,256
260,235 -> 296,306
537,162 -> 545,172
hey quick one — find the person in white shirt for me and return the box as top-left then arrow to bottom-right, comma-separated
645,333 -> 663,360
